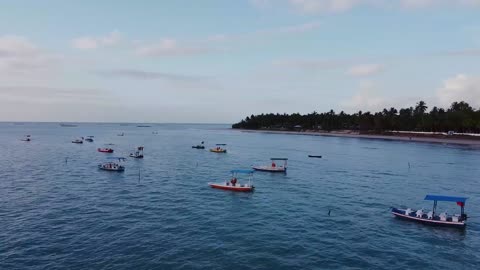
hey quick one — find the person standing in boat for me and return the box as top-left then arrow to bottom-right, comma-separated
271,161 -> 276,168
231,177 -> 237,186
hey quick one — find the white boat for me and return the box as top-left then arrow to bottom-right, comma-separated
72,138 -> 83,144
208,170 -> 255,192
253,158 -> 287,173
129,146 -> 144,158
98,157 -> 126,172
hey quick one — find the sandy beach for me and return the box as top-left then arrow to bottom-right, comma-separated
238,129 -> 480,146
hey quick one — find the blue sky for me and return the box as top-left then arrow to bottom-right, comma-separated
1,0 -> 480,123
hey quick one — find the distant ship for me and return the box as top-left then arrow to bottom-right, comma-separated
137,125 -> 151,127
60,123 -> 78,127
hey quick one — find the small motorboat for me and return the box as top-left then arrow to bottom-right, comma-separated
98,157 -> 126,172
21,135 -> 31,142
253,158 -> 287,173
85,136 -> 94,142
192,141 -> 205,149
208,169 -> 254,192
391,195 -> 468,229
308,155 -> 322,158
60,123 -> 78,127
72,138 -> 83,144
210,144 -> 227,153
129,146 -> 144,158
117,133 -> 124,136
98,148 -> 114,153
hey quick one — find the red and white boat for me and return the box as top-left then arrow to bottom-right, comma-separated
209,170 -> 255,192
253,158 -> 288,173
98,148 -> 114,153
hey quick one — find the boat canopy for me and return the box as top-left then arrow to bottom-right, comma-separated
424,195 -> 467,203
271,158 -> 288,160
231,169 -> 254,174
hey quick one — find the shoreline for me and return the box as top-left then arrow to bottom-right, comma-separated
236,129 -> 480,146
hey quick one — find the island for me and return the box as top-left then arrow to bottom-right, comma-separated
232,101 -> 480,145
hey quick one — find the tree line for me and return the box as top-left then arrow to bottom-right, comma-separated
232,101 -> 480,133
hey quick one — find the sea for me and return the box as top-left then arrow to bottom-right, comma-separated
1,123 -> 479,269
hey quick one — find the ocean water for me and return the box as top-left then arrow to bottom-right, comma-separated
1,123 -> 480,270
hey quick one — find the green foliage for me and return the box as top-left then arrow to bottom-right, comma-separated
232,101 -> 480,133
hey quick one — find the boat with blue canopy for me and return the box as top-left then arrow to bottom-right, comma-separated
210,144 -> 227,153
208,169 -> 254,192
253,158 -> 288,173
391,195 -> 468,228
98,157 -> 126,172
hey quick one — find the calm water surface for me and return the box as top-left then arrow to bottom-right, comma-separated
1,123 -> 479,269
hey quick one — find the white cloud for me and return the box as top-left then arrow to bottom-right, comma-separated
437,74 -> 480,108
347,64 -> 384,76
341,80 -> 388,112
0,35 -> 59,75
72,30 -> 122,50
205,21 -> 321,44
94,68 -> 206,82
135,38 -> 213,57
256,0 -> 480,13
288,0 -> 363,13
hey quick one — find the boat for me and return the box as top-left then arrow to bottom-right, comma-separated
98,148 -> 114,153
137,125 -> 151,128
98,157 -> 126,172
210,144 -> 227,153
129,146 -> 144,158
85,136 -> 94,142
117,133 -> 124,136
208,170 -> 255,192
253,158 -> 288,173
391,195 -> 468,228
72,138 -> 83,144
308,155 -> 322,158
192,141 -> 205,149
60,123 -> 78,127
20,135 -> 31,142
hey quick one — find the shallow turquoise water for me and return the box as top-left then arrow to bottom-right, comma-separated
1,123 -> 479,269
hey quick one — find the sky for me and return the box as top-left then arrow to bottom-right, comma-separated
1,0 -> 480,123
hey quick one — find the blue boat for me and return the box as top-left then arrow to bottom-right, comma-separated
391,195 -> 468,228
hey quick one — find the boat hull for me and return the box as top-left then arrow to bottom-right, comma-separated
391,208 -> 466,228
98,148 -> 114,153
208,183 -> 254,192
192,146 -> 205,149
210,149 -> 226,153
130,154 -> 144,158
252,166 -> 286,173
98,165 -> 124,172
